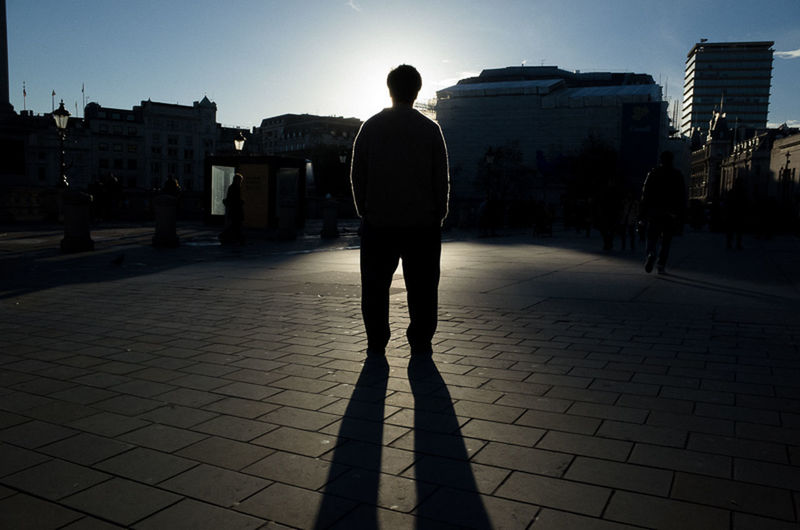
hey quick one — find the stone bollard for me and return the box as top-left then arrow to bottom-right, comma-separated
321,196 -> 339,239
60,190 -> 94,253
278,205 -> 297,240
152,194 -> 179,248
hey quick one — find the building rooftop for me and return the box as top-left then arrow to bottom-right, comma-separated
686,40 -> 774,58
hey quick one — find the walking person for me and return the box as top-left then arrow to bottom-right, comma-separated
640,151 -> 686,274
350,64 -> 450,358
219,173 -> 245,245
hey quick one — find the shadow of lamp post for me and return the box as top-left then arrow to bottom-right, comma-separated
54,100 -> 94,253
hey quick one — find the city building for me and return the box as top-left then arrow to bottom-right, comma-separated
771,132 -> 800,205
689,109 -> 734,202
680,41 -> 774,138
249,114 -> 361,199
435,66 -> 668,222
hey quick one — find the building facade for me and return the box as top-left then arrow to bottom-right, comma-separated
249,114 -> 361,198
680,41 -> 774,138
435,66 -> 667,221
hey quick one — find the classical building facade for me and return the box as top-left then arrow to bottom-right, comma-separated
771,132 -> 800,205
435,66 -> 668,219
249,114 -> 361,197
680,41 -> 774,138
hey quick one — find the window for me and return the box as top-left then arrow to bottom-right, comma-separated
184,149 -> 193,160
152,133 -> 160,143
151,146 -> 162,155
127,159 -> 138,170
99,143 -> 109,151
128,127 -> 137,136
113,144 -> 123,152
167,148 -> 178,158
167,135 -> 178,145
99,159 -> 109,169
128,144 -> 138,153
113,159 -> 124,170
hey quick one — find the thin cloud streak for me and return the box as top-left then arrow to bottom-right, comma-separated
346,0 -> 362,12
775,48 -> 800,59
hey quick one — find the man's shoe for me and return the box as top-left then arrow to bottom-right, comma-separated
657,265 -> 666,275
645,254 -> 656,273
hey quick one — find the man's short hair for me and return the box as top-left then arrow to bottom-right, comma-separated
387,65 -> 422,104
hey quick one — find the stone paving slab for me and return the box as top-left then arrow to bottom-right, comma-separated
1,225 -> 799,528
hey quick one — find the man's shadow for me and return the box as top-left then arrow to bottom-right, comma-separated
314,356 -> 389,529
409,357 -> 491,529
313,357 -> 491,529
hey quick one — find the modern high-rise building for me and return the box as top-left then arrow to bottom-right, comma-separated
680,41 -> 774,138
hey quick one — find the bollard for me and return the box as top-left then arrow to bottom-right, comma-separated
152,194 -> 179,248
278,205 -> 297,240
321,196 -> 339,239
60,190 -> 94,253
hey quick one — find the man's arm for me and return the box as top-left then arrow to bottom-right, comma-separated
433,124 -> 450,224
350,125 -> 368,218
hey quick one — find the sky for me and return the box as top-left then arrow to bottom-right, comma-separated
7,0 -> 800,129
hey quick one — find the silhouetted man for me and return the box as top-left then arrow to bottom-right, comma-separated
350,64 -> 449,358
220,173 -> 244,245
640,151 -> 686,274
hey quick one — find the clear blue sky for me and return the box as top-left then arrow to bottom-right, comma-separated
7,0 -> 800,128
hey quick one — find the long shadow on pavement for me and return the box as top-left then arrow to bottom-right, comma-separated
408,357 -> 491,529
314,356 -> 390,529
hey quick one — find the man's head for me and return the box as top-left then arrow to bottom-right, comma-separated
660,150 -> 674,167
387,64 -> 422,105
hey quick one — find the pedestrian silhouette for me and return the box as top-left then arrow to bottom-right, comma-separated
640,151 -> 686,274
723,175 -> 747,250
219,173 -> 245,245
350,64 -> 449,357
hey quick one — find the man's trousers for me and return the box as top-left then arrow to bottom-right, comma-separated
360,223 -> 441,355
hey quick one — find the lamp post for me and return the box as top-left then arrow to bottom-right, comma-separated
53,99 -> 94,252
234,131 -> 246,153
53,99 -> 70,188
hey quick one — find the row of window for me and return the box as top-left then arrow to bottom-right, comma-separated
149,147 -> 195,159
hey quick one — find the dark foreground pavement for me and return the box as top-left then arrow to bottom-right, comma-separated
0,223 -> 799,529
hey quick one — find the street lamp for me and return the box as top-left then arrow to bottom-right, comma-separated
234,131 -> 246,152
53,99 -> 70,187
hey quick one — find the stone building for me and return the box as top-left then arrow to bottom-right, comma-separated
771,132 -> 800,205
51,97 -> 219,192
434,66 -> 668,221
689,109 -> 733,203
249,114 -> 361,198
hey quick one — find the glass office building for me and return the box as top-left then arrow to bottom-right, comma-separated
680,41 -> 774,138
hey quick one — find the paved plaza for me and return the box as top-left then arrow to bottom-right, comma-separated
1,223 -> 799,529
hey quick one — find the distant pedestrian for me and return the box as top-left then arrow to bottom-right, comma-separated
723,176 -> 747,250
619,192 -> 639,251
350,64 -> 450,358
640,151 -> 686,274
163,176 -> 181,197
220,173 -> 245,245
